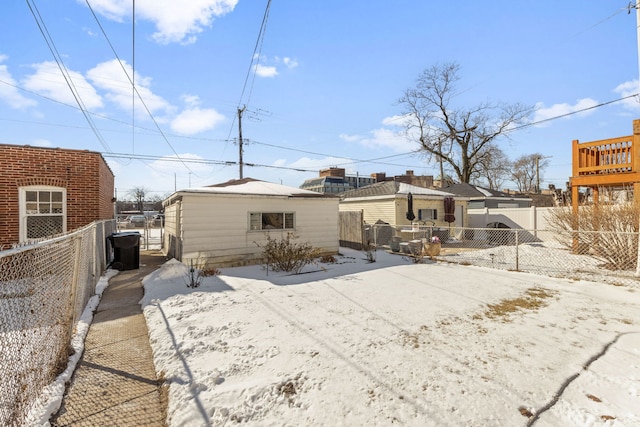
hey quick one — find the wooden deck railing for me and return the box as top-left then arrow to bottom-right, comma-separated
572,135 -> 636,177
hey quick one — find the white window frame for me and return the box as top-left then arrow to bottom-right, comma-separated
248,212 -> 295,231
418,208 -> 438,221
19,185 -> 67,242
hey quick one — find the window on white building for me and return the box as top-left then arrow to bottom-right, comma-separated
19,186 -> 66,241
249,212 -> 295,230
418,208 -> 437,221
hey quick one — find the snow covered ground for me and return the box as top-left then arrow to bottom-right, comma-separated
138,248 -> 640,426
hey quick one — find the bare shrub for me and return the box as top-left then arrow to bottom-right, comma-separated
256,233 -> 320,274
548,202 -> 639,270
200,266 -> 221,277
185,259 -> 204,288
184,260 -> 220,288
319,255 -> 336,264
363,240 -> 377,263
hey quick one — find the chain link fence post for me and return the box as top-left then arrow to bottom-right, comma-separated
515,229 -> 519,271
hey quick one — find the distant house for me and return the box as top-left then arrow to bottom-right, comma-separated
441,183 -> 531,209
339,181 -> 468,228
162,178 -> 339,268
0,144 -> 115,248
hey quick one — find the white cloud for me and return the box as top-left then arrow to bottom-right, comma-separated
80,0 -> 239,45
339,117 -> 414,152
338,133 -> 362,143
381,114 -> 410,127
613,79 -> 640,112
0,56 -> 37,109
171,107 -> 225,134
532,98 -> 599,125
182,94 -> 201,108
22,61 -> 103,110
252,55 -> 299,79
255,64 -> 278,78
86,59 -> 172,115
282,57 -> 299,69
169,95 -> 226,134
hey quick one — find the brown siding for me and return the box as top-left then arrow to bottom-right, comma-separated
0,144 -> 115,247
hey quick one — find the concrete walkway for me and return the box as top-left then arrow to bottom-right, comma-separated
51,250 -> 169,427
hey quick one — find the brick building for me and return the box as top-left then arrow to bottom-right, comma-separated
0,144 -> 115,247
300,167 -> 434,194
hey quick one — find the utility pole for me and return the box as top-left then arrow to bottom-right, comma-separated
535,155 -> 540,194
237,106 -> 246,179
634,1 -> 640,275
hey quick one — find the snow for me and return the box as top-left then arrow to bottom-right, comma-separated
173,180 -> 322,197
138,248 -> 639,426
397,182 -> 455,197
27,225 -> 639,426
473,185 -> 494,197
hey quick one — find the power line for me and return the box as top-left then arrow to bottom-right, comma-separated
25,0 -> 113,153
248,139 -> 422,168
237,0 -> 272,109
83,0 -> 197,176
101,151 -> 317,173
507,92 -> 640,133
226,0 -> 273,158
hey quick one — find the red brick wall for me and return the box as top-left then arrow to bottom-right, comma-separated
0,144 -> 115,247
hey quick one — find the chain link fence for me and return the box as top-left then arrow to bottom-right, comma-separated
367,223 -> 640,289
115,214 -> 163,250
0,220 -> 115,426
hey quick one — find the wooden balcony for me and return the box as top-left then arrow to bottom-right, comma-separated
570,121 -> 640,187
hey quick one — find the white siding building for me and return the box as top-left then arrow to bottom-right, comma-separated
340,181 -> 467,228
162,178 -> 339,267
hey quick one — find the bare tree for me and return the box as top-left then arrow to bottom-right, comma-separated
398,62 -> 532,183
128,187 -> 148,212
472,144 -> 512,190
511,153 -> 549,193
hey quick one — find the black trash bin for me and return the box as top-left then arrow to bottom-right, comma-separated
108,231 -> 141,270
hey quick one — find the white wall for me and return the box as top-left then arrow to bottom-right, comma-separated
339,198 -> 396,224
175,193 -> 338,267
468,206 -> 557,230
340,197 -> 469,228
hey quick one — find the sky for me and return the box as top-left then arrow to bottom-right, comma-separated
2,1 -> 640,200
32,241 -> 639,426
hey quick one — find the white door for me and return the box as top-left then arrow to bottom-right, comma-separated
455,205 -> 464,227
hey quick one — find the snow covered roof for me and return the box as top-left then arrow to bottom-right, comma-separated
442,183 -> 530,200
340,181 -> 457,200
397,182 -> 455,196
169,178 -> 333,199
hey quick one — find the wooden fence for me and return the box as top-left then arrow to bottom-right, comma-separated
339,210 -> 365,250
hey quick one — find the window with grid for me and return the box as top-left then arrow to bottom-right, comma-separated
249,212 -> 294,231
20,186 -> 66,241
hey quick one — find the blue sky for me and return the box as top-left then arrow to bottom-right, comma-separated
1,1 -> 639,200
